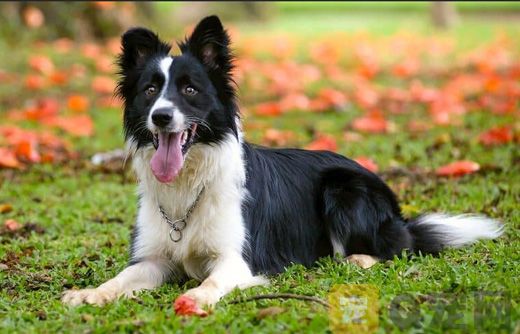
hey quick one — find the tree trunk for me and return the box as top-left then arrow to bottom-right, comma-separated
431,2 -> 459,29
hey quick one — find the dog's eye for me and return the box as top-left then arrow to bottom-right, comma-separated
145,85 -> 158,96
183,85 -> 198,96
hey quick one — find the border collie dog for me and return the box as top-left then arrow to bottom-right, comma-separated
63,16 -> 503,308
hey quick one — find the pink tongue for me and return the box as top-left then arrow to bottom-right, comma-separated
150,132 -> 184,183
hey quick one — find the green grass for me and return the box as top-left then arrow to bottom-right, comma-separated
1,11 -> 519,334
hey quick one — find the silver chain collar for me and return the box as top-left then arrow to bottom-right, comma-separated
158,185 -> 205,242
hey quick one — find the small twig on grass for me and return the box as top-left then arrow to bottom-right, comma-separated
229,293 -> 329,308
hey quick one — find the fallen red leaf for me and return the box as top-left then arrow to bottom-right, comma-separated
4,219 -> 22,231
15,140 -> 41,163
47,115 -> 94,137
173,295 -> 208,317
24,98 -> 60,121
478,125 -> 513,146
67,94 -> 90,113
0,147 -> 21,168
263,128 -> 295,147
317,88 -> 348,107
49,71 -> 68,86
53,38 -> 73,54
97,96 -> 123,109
279,93 -> 310,112
0,126 -> 39,146
305,134 -> 337,152
354,85 -> 379,109
435,160 -> 480,177
29,55 -> 54,74
22,6 -> 44,29
392,57 -> 420,78
354,156 -> 379,173
91,76 -> 116,94
95,56 -> 114,74
25,74 -> 45,90
255,102 -> 282,116
352,110 -> 389,133
81,43 -> 102,59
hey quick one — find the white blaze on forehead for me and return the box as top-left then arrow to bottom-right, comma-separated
148,56 -> 186,132
159,56 -> 173,78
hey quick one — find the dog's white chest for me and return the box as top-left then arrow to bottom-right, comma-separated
130,134 -> 248,281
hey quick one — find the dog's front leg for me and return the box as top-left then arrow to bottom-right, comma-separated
62,259 -> 171,306
181,252 -> 268,309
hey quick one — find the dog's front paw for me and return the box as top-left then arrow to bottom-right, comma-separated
61,287 -> 119,306
182,286 -> 221,309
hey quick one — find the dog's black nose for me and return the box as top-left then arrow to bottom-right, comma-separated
151,109 -> 173,127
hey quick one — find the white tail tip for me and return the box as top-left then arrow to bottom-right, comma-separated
416,213 -> 504,248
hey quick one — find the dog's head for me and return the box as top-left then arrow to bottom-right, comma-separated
117,16 -> 238,183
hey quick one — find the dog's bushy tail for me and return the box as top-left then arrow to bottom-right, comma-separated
406,214 -> 504,254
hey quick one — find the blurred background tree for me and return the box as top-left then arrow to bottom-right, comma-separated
0,2 -> 154,41
0,2 -> 274,43
431,2 -> 459,29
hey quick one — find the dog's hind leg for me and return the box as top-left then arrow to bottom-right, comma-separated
62,259 -> 172,306
321,167 -> 413,264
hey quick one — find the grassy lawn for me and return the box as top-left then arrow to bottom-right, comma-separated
1,10 -> 519,334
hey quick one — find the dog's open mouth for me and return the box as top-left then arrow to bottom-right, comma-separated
150,124 -> 197,183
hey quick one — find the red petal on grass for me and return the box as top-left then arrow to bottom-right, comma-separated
354,86 -> 379,109
255,102 -> 282,116
0,148 -> 21,168
25,74 -> 45,90
4,219 -> 22,231
53,38 -> 73,54
93,1 -> 116,10
16,140 -> 41,163
81,43 -> 102,59
173,295 -> 208,317
49,71 -> 68,86
97,96 -> 123,109
22,6 -> 44,29
392,58 -> 420,78
38,131 -> 70,150
50,115 -> 94,137
91,76 -> 116,94
95,56 -> 114,73
0,126 -> 38,145
279,93 -> 310,112
317,88 -> 348,107
28,55 -> 54,74
354,156 -> 379,173
435,160 -> 480,177
263,128 -> 295,147
67,94 -> 90,113
24,98 -> 60,121
352,110 -> 388,133
478,125 -> 513,146
305,134 -> 337,152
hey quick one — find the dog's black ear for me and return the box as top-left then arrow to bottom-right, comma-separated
180,16 -> 232,71
119,27 -> 171,73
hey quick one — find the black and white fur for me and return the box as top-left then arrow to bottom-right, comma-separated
62,16 -> 504,308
